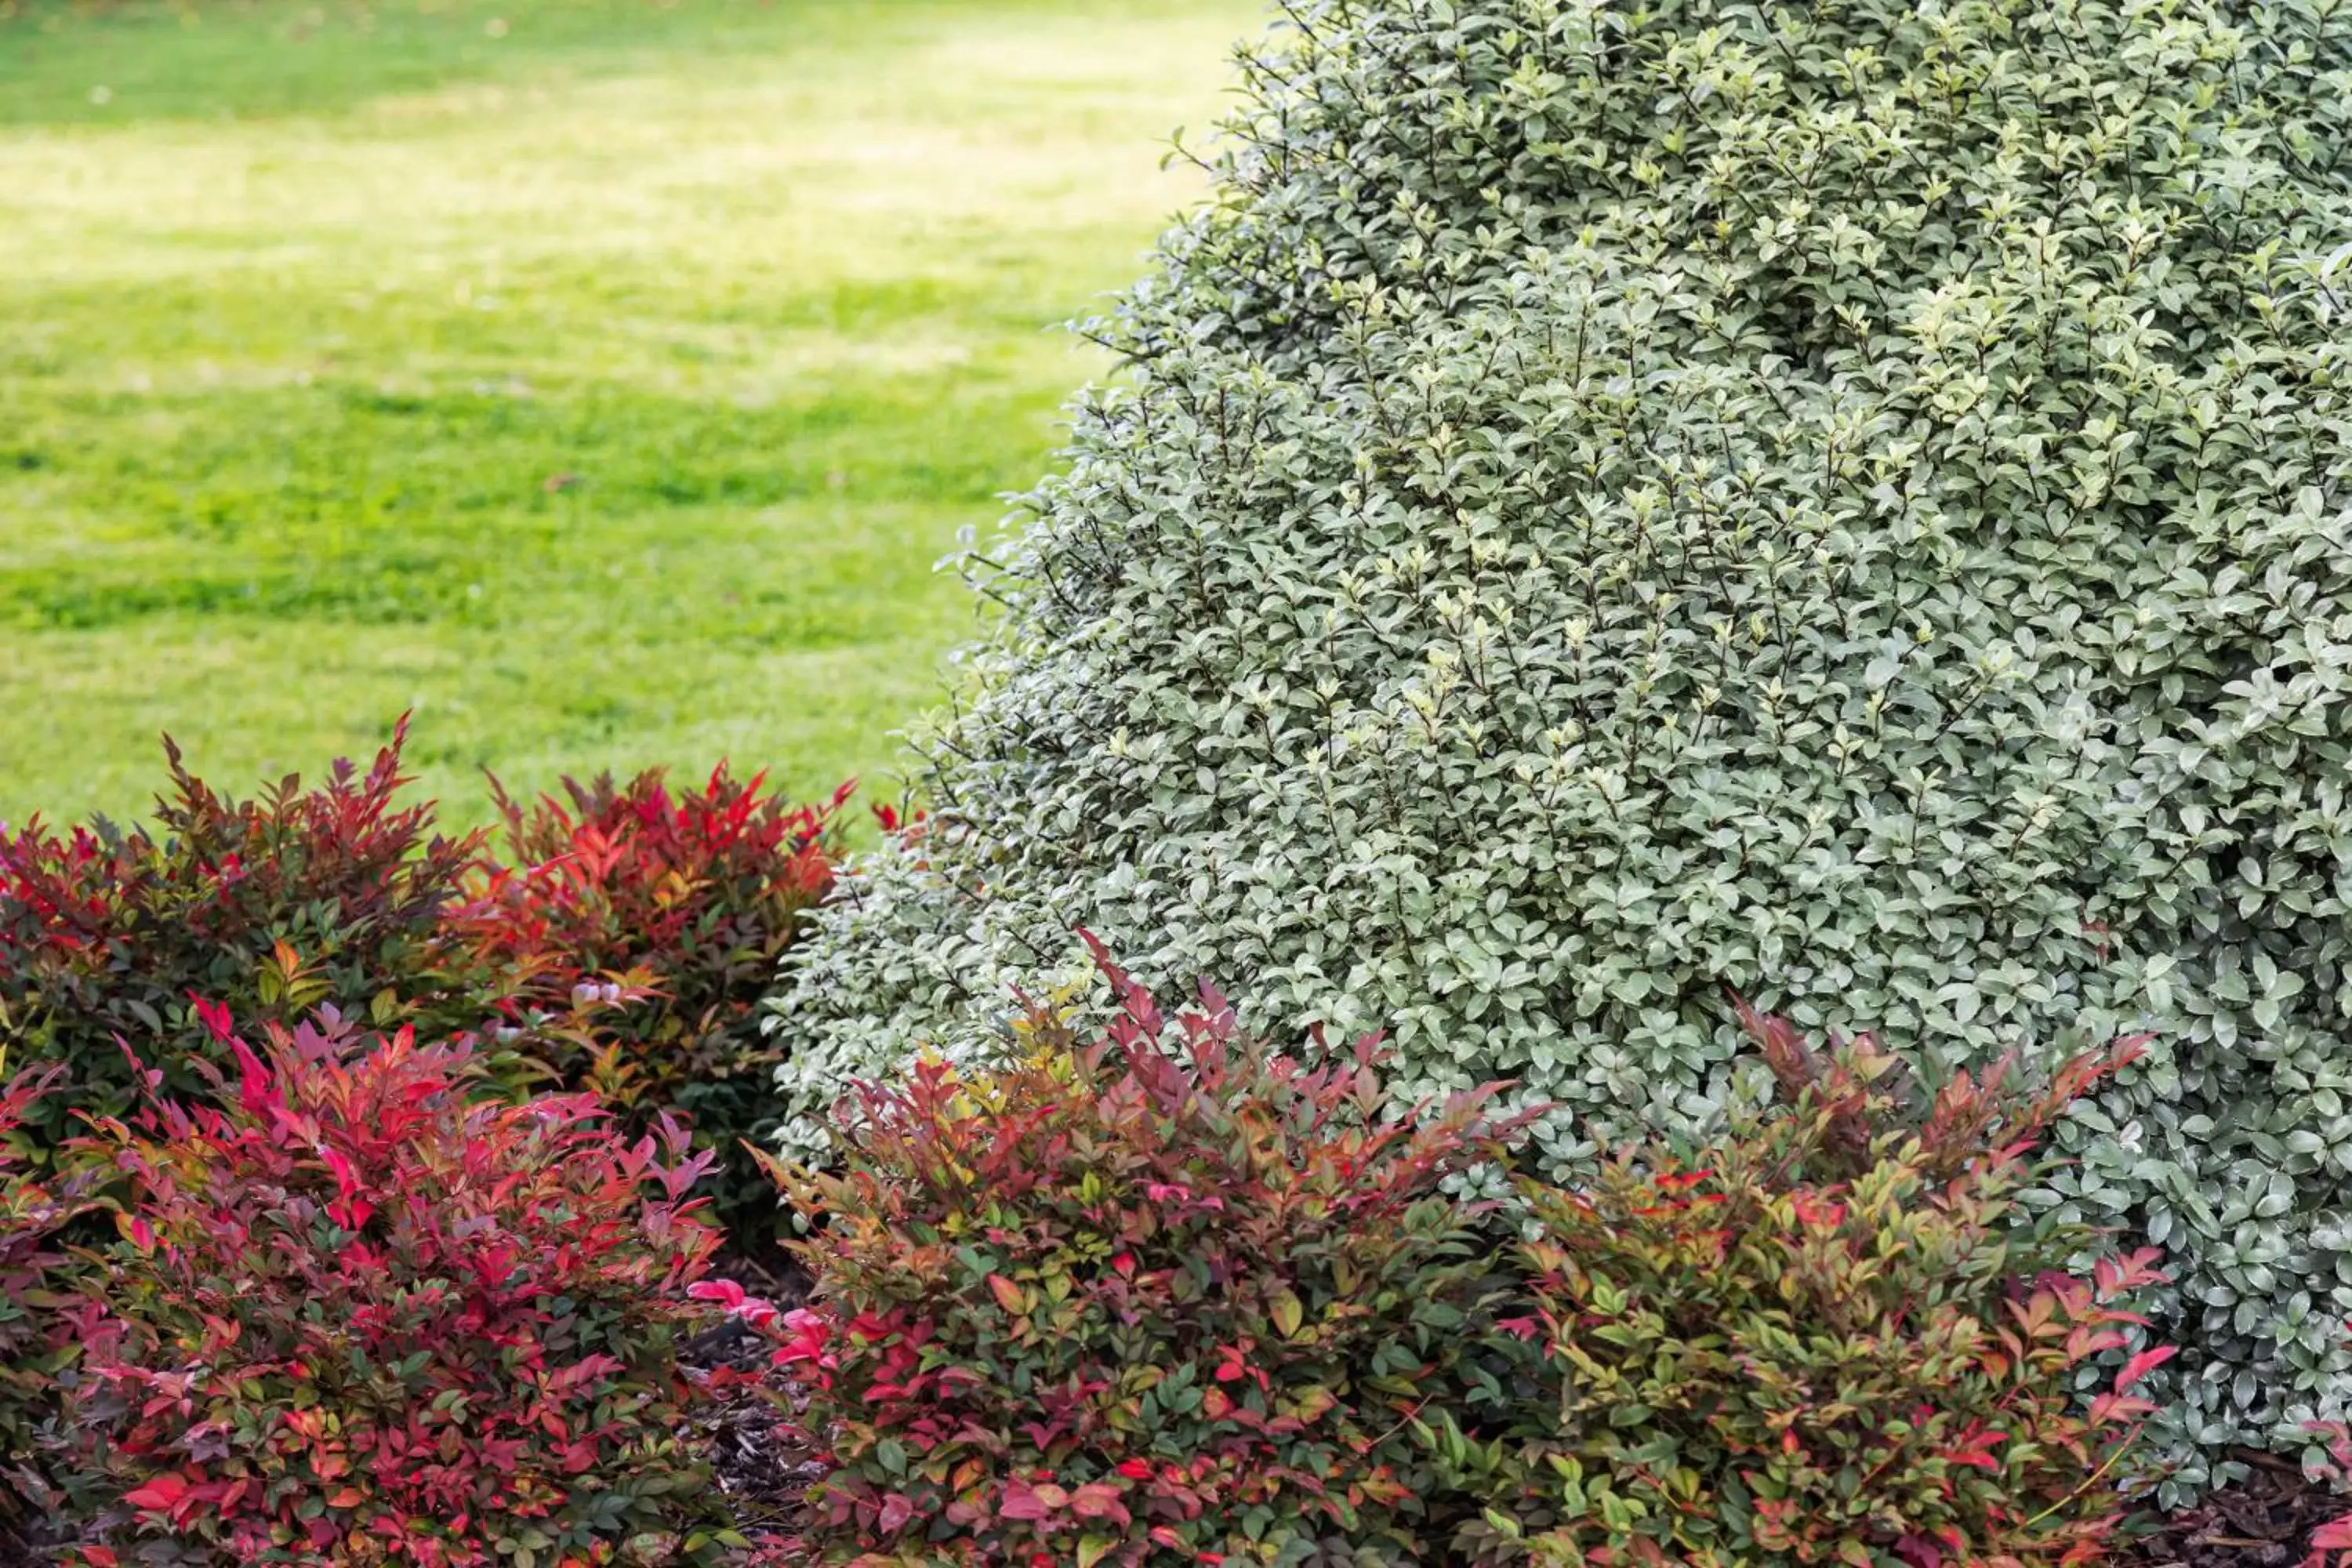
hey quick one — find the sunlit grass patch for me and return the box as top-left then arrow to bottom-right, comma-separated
0,0 -> 1254,826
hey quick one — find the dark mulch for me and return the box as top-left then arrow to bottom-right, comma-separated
683,1250 -> 824,1552
2119,1452 -> 2347,1568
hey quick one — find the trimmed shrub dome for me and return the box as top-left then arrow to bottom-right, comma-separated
771,0 -> 2352,1490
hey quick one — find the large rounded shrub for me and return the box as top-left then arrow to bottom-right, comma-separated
771,0 -> 2352,1488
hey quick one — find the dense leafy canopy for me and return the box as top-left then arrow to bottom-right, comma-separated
774,0 -> 2352,1487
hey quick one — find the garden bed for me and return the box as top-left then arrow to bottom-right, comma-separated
2122,1461 -> 2352,1568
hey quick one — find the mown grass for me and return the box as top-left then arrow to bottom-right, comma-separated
0,0 -> 1253,830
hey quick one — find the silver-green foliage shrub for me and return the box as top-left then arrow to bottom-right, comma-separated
773,0 -> 2352,1490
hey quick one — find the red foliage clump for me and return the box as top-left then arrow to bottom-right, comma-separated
1439,1010 -> 2171,1568
49,1013 -> 738,1567
1,1060 -> 99,1535
0,727 -> 850,1257
701,950 -> 2177,1567
710,935 -> 1525,1566
447,766 -> 847,1243
463,765 -> 841,1020
0,718 -> 492,1149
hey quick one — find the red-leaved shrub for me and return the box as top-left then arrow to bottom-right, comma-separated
49,1013 -> 741,1567
0,727 -> 848,1258
718,935 -> 1523,1566
448,767 -> 845,1246
1,1058 -> 98,1537
0,720 -> 493,1153
709,953 -> 2177,1566
1435,1007 -> 2172,1568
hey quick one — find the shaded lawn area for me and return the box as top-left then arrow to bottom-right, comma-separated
0,0 -> 1252,830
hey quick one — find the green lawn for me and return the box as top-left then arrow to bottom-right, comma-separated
0,0 -> 1252,833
